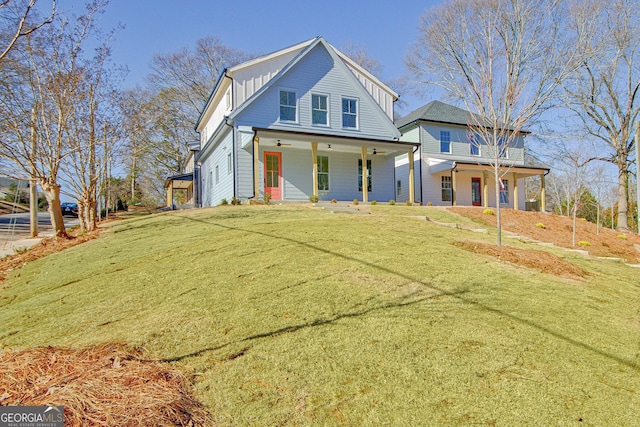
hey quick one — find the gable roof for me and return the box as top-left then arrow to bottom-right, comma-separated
196,37 -> 399,132
229,37 -> 401,139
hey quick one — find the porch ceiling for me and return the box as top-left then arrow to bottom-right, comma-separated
254,128 -> 418,157
451,161 -> 549,178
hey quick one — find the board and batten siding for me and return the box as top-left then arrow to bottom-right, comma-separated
200,130 -> 234,207
233,50 -> 301,108
345,65 -> 395,120
235,43 -> 397,141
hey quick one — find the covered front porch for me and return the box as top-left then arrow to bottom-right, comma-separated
448,161 -> 549,211
248,128 -> 420,203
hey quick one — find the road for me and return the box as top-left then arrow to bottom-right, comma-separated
0,212 -> 79,245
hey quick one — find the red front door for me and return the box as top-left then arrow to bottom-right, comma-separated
264,152 -> 282,200
471,177 -> 481,206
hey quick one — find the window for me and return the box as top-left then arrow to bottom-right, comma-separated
215,165 -> 219,183
312,94 -> 328,125
358,159 -> 372,191
498,137 -> 508,158
317,155 -> 329,191
342,98 -> 357,128
227,152 -> 232,174
470,134 -> 480,156
279,90 -> 296,122
440,131 -> 451,153
500,179 -> 509,204
397,180 -> 402,197
441,176 -> 452,202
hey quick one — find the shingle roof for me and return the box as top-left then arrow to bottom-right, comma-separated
395,100 -> 477,129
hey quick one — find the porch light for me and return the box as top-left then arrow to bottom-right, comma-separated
327,144 -> 332,150
373,148 -> 377,155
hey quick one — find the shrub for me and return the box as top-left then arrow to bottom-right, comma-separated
309,195 -> 319,203
483,208 -> 494,215
618,235 -> 627,240
578,241 -> 591,247
535,222 -> 546,229
331,199 -> 337,204
220,198 -> 228,206
389,200 -> 396,205
427,201 -> 433,206
263,193 -> 271,204
406,200 -> 412,206
352,199 -> 359,205
231,197 -> 241,205
370,200 -> 377,205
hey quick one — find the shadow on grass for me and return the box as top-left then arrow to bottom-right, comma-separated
165,213 -> 639,371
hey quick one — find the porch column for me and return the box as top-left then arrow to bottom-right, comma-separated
166,182 -> 173,208
540,173 -> 546,212
253,136 -> 260,199
513,172 -> 519,210
408,149 -> 415,204
311,142 -> 318,199
361,146 -> 368,203
482,171 -> 488,208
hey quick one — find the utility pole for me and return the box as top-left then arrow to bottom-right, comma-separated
29,108 -> 38,238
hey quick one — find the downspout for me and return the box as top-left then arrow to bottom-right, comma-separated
413,144 -> 421,205
224,70 -> 237,201
223,119 -> 236,200
451,161 -> 457,206
250,128 -> 258,200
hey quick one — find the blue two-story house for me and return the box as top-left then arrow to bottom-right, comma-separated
185,36 -> 419,206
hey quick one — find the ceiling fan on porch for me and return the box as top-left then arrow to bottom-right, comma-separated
275,139 -> 291,147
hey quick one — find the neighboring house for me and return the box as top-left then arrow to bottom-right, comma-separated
395,101 -> 549,211
167,37 -> 419,207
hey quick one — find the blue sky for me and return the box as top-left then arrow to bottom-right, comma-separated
91,0 -> 444,114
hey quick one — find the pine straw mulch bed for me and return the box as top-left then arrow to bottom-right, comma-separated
453,241 -> 588,279
449,207 -> 640,263
0,228 -> 100,282
0,344 -> 212,427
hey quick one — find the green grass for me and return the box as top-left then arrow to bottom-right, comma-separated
1,205 -> 639,425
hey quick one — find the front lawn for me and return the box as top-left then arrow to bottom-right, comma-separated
1,205 -> 638,425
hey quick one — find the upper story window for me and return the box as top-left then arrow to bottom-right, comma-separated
342,98 -> 358,129
312,94 -> 328,126
498,137 -> 509,158
440,131 -> 451,153
470,134 -> 480,156
279,90 -> 296,122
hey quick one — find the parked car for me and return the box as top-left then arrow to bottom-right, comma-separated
61,202 -> 78,216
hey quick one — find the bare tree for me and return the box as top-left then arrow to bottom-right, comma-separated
0,0 -> 56,62
0,1 -> 107,238
407,0 -> 583,246
563,0 -> 640,231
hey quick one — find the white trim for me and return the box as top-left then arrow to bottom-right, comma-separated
278,87 -> 298,124
311,92 -> 330,127
342,96 -> 359,130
